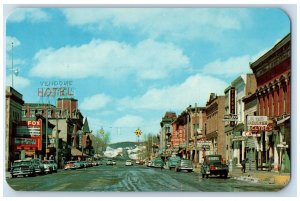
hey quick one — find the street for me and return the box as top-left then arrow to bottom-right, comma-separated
6,161 -> 285,192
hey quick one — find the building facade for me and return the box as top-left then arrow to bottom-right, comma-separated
160,112 -> 177,157
250,33 -> 291,172
5,87 -> 24,171
205,93 -> 225,158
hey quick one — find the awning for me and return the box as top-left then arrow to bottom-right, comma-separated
71,148 -> 87,156
277,116 -> 290,125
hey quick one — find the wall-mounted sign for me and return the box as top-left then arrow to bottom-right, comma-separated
223,113 -> 238,122
230,87 -> 236,127
38,80 -> 74,97
15,119 -> 42,151
247,116 -> 268,126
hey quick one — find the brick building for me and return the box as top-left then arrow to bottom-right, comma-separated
250,33 -> 291,172
205,93 -> 225,157
5,87 -> 24,171
160,112 -> 177,157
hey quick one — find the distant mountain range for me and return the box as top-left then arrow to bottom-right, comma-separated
108,141 -> 138,149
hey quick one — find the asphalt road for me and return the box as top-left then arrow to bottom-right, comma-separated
5,162 -> 285,192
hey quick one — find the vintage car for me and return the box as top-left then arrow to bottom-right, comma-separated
152,158 -> 164,168
175,159 -> 193,172
125,160 -> 133,166
31,159 -> 45,175
42,160 -> 53,174
201,155 -> 229,178
48,160 -> 58,173
10,159 -> 36,178
167,156 -> 181,170
64,161 -> 80,170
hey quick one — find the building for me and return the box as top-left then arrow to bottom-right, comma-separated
205,93 -> 225,158
160,112 -> 177,157
5,86 -> 24,171
243,92 -> 258,170
228,74 -> 257,167
250,33 -> 291,172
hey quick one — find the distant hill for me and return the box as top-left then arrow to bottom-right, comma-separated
109,141 -> 138,149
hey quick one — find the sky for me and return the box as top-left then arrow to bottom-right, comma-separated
5,7 -> 291,143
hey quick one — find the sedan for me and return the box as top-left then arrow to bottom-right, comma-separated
125,160 -> 133,166
175,159 -> 193,172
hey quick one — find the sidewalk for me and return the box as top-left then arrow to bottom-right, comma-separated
229,167 -> 290,186
193,166 -> 290,186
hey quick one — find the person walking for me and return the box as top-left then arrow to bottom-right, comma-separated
241,159 -> 246,173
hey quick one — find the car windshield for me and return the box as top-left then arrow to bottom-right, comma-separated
42,161 -> 49,164
13,161 -> 31,166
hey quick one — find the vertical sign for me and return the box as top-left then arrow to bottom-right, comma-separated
230,87 -> 236,127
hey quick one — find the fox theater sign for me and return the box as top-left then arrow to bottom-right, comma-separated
38,80 -> 74,97
15,120 -> 42,151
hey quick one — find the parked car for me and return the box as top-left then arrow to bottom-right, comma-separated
125,160 -> 133,166
106,159 -> 113,165
64,161 -> 79,170
175,159 -> 193,172
200,155 -> 229,178
48,160 -> 58,173
10,159 -> 36,178
42,160 -> 53,174
147,160 -> 153,167
167,156 -> 181,170
152,158 -> 164,168
31,159 -> 45,175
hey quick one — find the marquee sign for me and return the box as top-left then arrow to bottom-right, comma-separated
38,80 -> 74,97
15,119 -> 42,151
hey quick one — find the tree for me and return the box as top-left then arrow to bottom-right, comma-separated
93,128 -> 111,157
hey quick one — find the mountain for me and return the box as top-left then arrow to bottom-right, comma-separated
109,141 -> 138,149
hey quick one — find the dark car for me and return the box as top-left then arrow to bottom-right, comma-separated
167,156 -> 181,170
10,159 -> 36,178
152,158 -> 164,168
175,159 -> 193,172
201,155 -> 229,178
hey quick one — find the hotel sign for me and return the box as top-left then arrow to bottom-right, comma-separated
38,80 -> 74,97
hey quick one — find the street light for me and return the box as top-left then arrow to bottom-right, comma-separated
8,42 -> 19,88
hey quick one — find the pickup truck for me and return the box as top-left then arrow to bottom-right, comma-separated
201,155 -> 229,178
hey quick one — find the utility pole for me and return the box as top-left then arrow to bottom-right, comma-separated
45,105 -> 48,159
11,42 -> 14,88
55,109 -> 59,167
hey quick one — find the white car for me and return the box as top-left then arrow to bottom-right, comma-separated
125,160 -> 133,166
48,160 -> 58,173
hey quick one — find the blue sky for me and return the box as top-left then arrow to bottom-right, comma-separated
5,7 -> 290,143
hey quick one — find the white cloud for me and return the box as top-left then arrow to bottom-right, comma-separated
113,115 -> 144,128
6,74 -> 30,90
7,8 -> 50,23
80,93 -> 112,111
201,55 -> 253,77
119,74 -> 228,111
62,8 -> 249,41
29,39 -> 189,80
6,36 -> 21,50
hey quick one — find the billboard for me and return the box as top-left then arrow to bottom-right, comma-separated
15,119 -> 42,151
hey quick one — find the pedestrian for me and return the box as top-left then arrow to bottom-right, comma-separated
241,159 -> 246,173
268,156 -> 273,172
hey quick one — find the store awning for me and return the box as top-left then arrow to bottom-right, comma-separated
277,116 -> 290,125
71,148 -> 87,156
